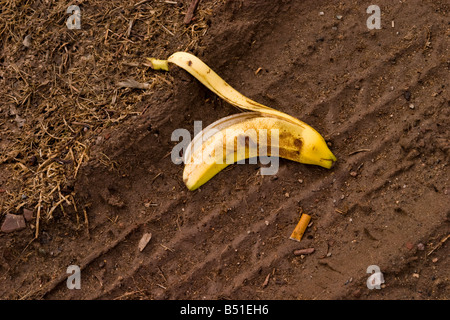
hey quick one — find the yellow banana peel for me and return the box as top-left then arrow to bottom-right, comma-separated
148,52 -> 336,190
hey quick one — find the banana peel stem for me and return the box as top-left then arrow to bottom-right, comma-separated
148,58 -> 169,71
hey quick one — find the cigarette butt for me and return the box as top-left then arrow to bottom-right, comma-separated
290,213 -> 311,242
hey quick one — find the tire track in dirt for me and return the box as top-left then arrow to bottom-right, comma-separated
33,0 -> 449,299
84,94 -> 446,299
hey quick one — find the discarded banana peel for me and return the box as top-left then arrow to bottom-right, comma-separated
290,213 -> 311,242
149,52 -> 337,190
183,112 -> 335,190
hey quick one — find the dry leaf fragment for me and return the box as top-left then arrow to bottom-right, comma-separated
138,232 -> 152,252
117,79 -> 151,89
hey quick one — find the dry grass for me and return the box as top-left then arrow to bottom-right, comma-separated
0,0 -> 222,233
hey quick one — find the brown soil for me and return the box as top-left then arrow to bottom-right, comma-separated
1,0 -> 449,300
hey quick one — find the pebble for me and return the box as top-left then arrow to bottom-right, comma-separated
23,34 -> 32,48
409,103 -> 415,109
412,273 -> 420,279
298,179 -> 303,184
23,208 -> 34,222
319,11 -> 324,16
350,171 -> 358,177
404,90 -> 411,101
352,289 -> 362,298
1,214 -> 26,233
336,15 -> 343,20
285,192 -> 290,198
417,243 -> 425,251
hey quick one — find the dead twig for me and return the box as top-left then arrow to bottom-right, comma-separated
427,234 -> 449,256
348,148 -> 371,156
184,0 -> 201,25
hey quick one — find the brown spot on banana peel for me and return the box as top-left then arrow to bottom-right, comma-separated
294,138 -> 303,149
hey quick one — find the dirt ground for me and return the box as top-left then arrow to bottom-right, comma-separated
0,0 -> 449,300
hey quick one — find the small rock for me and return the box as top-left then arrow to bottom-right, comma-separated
409,103 -> 415,109
432,257 -> 438,263
350,171 -> 358,177
298,179 -> 303,184
417,243 -> 425,251
332,26 -> 338,31
23,34 -> 32,48
23,208 -> 34,222
412,273 -> 420,279
319,11 -> 324,16
404,90 -> 411,101
285,192 -> 290,198
1,214 -> 26,233
336,15 -> 343,20
352,289 -> 362,298
405,242 -> 414,250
